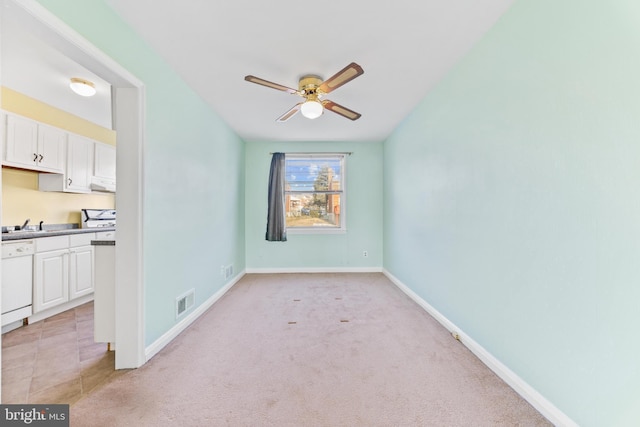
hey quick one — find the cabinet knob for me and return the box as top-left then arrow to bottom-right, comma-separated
33,153 -> 38,162
68,178 -> 72,186
38,154 -> 44,163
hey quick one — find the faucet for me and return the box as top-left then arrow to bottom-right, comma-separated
39,221 -> 44,231
21,218 -> 30,230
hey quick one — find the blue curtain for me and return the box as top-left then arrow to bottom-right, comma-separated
266,152 -> 287,241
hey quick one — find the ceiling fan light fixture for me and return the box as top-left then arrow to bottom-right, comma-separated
69,77 -> 96,97
300,100 -> 323,119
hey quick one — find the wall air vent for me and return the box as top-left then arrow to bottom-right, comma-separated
176,289 -> 195,319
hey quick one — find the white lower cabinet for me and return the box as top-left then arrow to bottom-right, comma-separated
70,245 -> 94,299
33,234 -> 95,313
34,248 -> 69,312
95,230 -> 116,240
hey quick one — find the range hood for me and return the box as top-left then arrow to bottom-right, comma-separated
90,176 -> 116,193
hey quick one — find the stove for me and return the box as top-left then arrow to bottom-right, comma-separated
81,209 -> 116,229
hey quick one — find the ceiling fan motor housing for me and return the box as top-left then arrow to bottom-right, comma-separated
299,75 -> 323,98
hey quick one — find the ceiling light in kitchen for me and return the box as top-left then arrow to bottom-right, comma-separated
69,77 -> 96,97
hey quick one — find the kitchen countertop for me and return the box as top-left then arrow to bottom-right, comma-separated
1,227 -> 116,241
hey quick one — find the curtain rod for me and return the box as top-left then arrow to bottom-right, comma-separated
269,152 -> 352,155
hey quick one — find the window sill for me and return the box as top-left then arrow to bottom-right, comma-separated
286,227 -> 347,235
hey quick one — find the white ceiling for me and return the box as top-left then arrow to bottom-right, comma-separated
106,0 -> 515,143
1,1 -> 113,130
1,1 -> 515,142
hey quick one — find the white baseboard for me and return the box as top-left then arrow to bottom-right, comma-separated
246,267 -> 383,274
383,269 -> 578,427
144,271 -> 245,361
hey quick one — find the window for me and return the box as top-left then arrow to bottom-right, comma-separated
284,154 -> 346,233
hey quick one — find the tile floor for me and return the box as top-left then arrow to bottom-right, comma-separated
1,302 -> 122,404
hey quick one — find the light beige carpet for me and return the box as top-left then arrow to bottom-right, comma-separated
71,273 -> 551,426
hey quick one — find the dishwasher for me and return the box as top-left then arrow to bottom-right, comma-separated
2,239 -> 35,327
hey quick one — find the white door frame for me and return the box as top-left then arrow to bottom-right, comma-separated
0,0 -> 146,374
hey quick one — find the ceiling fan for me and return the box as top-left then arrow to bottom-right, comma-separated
244,62 -> 364,122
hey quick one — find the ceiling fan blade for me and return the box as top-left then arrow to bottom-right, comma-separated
244,75 -> 298,94
321,100 -> 361,121
277,103 -> 302,122
318,62 -> 364,94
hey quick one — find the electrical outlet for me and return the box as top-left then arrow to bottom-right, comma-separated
220,265 -> 225,276
363,250 -> 368,258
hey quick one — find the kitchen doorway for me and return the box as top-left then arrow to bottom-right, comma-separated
0,0 -> 145,398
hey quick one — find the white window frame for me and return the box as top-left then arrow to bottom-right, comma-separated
284,153 -> 347,235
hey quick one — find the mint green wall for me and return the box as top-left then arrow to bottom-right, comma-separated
384,1 -> 640,426
245,141 -> 382,270
36,0 -> 246,346
32,0 -> 640,424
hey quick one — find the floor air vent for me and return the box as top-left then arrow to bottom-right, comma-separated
176,289 -> 195,319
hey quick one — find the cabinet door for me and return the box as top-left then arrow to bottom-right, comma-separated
69,245 -> 94,299
37,124 -> 66,173
34,249 -> 69,313
94,142 -> 116,181
66,134 -> 93,192
4,114 -> 39,168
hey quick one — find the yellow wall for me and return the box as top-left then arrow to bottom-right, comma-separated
2,87 -> 116,145
2,87 -> 116,226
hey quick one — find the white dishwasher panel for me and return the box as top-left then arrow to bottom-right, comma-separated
2,240 -> 35,326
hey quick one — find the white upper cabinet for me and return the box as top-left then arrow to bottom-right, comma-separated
38,124 -> 67,172
93,142 -> 116,181
3,111 -> 115,193
4,113 -> 38,165
4,113 -> 65,173
66,134 -> 94,193
39,133 -> 94,194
